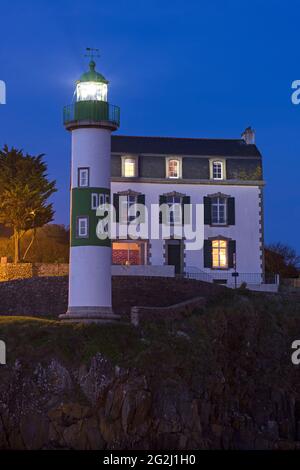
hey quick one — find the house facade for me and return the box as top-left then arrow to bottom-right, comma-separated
108,129 -> 265,285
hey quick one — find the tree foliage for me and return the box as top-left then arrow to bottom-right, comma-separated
0,145 -> 57,262
265,242 -> 300,278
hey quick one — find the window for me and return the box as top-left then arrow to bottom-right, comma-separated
120,194 -> 138,222
211,197 -> 227,225
166,195 -> 182,224
212,161 -> 223,180
91,193 -> 109,210
167,158 -> 181,179
78,168 -> 89,187
123,157 -> 136,177
77,216 -> 89,238
212,240 -> 228,268
112,241 -> 147,265
91,193 -> 98,210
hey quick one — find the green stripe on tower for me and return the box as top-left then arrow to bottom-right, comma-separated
71,187 -> 111,247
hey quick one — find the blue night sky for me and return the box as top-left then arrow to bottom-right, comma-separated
0,0 -> 299,251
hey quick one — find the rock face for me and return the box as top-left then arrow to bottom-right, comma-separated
0,355 -> 299,450
0,292 -> 300,449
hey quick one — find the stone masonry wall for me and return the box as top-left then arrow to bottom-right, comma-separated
0,263 -> 69,282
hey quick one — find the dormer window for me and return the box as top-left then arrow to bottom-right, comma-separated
122,156 -> 137,177
166,157 -> 181,179
210,160 -> 225,180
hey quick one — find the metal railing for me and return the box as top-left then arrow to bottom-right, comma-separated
63,101 -> 120,126
184,270 -> 279,286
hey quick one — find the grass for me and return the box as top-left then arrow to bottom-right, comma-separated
0,291 -> 300,380
0,316 -> 144,367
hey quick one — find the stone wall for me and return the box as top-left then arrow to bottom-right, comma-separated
0,275 -> 225,318
131,296 -> 206,326
0,263 -> 69,282
0,263 -> 33,281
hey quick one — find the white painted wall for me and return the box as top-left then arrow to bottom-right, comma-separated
111,182 -> 262,276
69,246 -> 112,307
68,127 -> 113,312
71,128 -> 111,188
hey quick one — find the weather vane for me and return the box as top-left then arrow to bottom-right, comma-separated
85,47 -> 100,60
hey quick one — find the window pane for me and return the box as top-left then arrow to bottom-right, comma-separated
211,239 -> 228,267
78,217 -> 88,237
91,193 -> 98,209
79,168 -> 89,187
213,162 -> 223,179
212,249 -> 219,268
168,159 -> 179,178
219,248 -> 227,267
212,206 -> 218,223
112,242 -> 145,265
124,158 -> 135,177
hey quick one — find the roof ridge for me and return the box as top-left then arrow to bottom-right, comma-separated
113,134 -> 246,143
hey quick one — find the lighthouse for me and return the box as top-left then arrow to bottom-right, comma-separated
59,56 -> 120,322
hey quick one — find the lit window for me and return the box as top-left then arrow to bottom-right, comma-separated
212,161 -> 224,180
78,168 -> 89,187
212,240 -> 228,268
120,195 -> 138,223
211,197 -> 227,224
167,159 -> 180,178
77,217 -> 89,238
166,195 -> 182,224
123,158 -> 136,177
112,241 -> 146,265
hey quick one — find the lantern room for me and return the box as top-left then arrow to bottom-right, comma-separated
76,60 -> 108,102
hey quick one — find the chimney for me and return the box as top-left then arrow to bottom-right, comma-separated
241,126 -> 255,145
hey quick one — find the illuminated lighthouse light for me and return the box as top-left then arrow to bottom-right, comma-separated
76,81 -> 108,102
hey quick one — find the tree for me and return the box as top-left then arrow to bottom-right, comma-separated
22,224 -> 69,263
0,145 -> 57,262
265,242 -> 300,278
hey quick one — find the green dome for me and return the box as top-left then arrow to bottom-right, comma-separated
77,60 -> 108,84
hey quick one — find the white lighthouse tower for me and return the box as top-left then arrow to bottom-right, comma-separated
59,56 -> 120,322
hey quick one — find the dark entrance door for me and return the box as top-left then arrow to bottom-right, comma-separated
167,242 -> 182,274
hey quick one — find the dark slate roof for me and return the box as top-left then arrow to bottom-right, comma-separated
111,135 -> 261,158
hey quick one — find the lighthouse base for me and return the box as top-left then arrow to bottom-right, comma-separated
59,306 -> 120,324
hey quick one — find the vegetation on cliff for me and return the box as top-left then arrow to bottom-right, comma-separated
0,289 -> 300,449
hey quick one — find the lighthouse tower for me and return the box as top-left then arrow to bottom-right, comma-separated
59,58 -> 120,322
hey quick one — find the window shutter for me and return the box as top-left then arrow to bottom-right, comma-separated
228,240 -> 236,268
113,193 -> 119,222
159,195 -> 167,224
227,197 -> 235,225
203,240 -> 212,268
137,194 -> 145,223
182,196 -> 191,224
204,197 -> 212,225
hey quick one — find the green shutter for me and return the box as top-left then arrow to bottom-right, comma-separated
182,195 -> 191,224
137,194 -> 145,223
204,197 -> 212,225
203,240 -> 212,268
159,195 -> 167,224
113,193 -> 119,222
228,240 -> 236,268
227,197 -> 235,225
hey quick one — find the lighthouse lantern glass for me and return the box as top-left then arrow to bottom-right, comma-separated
76,81 -> 108,102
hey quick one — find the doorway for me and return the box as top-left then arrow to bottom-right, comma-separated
166,240 -> 183,275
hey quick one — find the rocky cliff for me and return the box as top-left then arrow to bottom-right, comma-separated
0,289 -> 300,450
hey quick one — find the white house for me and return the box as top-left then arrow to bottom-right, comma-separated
109,131 -> 270,288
